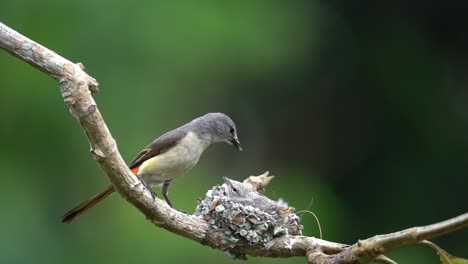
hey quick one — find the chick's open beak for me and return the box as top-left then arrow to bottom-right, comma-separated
230,136 -> 242,151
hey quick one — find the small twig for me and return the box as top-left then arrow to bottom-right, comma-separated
419,240 -> 452,264
298,210 -> 323,239
374,255 -> 398,264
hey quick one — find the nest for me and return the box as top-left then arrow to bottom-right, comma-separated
194,176 -> 303,254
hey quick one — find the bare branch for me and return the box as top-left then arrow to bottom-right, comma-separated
1,21 -> 466,264
332,212 -> 468,264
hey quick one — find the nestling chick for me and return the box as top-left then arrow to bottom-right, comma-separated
223,177 -> 291,216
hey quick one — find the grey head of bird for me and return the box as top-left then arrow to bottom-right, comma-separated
195,112 -> 242,151
222,176 -> 251,199
222,176 -> 289,214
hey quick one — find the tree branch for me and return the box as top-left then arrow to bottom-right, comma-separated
329,212 -> 468,264
1,21 -> 466,264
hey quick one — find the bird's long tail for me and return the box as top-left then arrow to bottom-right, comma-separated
61,185 -> 115,223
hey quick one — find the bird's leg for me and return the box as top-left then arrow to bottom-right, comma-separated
138,175 -> 156,201
162,180 -> 173,207
162,180 -> 187,213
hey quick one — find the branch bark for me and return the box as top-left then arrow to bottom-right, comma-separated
1,21 -> 467,264
330,213 -> 468,264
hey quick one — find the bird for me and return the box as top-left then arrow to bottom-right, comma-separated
61,112 -> 242,223
222,177 -> 290,215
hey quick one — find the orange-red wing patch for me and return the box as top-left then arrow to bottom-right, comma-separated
131,167 -> 139,174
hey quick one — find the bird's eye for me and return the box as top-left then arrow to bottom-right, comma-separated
229,127 -> 235,134
232,188 -> 238,192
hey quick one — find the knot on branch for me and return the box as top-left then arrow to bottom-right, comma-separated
306,250 -> 332,264
90,139 -> 117,159
194,175 -> 303,259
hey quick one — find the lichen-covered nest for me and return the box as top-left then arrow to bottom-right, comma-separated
195,176 -> 303,251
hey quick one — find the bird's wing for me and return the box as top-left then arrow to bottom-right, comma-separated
128,129 -> 187,172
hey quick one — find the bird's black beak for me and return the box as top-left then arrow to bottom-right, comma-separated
230,136 -> 242,151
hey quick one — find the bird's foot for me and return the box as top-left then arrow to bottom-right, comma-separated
176,209 -> 188,214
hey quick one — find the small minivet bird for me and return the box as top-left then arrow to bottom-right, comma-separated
62,112 -> 241,223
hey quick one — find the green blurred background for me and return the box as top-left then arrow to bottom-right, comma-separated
1,1 -> 467,263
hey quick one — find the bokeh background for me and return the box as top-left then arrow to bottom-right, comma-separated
1,1 -> 467,263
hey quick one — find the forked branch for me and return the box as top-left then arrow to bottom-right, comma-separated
1,22 -> 466,264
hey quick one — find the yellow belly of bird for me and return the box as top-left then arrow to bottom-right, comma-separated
137,131 -> 207,186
